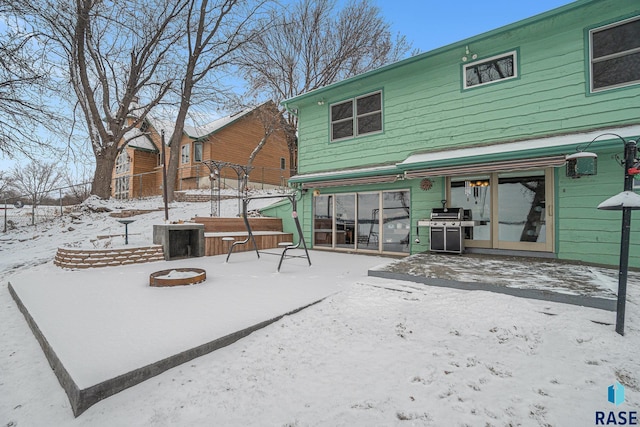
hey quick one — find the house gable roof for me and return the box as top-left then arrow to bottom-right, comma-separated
142,102 -> 271,143
123,127 -> 158,152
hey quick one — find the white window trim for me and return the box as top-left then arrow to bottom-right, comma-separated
114,176 -> 130,200
330,90 -> 383,142
589,15 -> 640,93
181,144 -> 190,164
463,50 -> 518,90
115,151 -> 130,175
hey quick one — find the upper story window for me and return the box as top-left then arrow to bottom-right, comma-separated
194,141 -> 203,162
589,16 -> 640,92
330,91 -> 382,142
115,150 -> 130,175
464,51 -> 517,89
181,144 -> 190,164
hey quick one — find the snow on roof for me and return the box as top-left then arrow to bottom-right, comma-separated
137,105 -> 261,143
123,127 -> 157,151
183,107 -> 256,139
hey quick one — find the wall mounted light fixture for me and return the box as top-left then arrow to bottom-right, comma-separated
462,45 -> 478,62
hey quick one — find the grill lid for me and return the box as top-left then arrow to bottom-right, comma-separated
430,207 -> 463,220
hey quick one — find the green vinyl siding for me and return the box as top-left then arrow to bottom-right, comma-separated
557,149 -> 640,267
293,0 -> 639,177
285,0 -> 640,268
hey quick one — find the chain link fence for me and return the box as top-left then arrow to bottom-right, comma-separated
2,181 -> 92,232
112,164 -> 294,200
2,164 -> 295,232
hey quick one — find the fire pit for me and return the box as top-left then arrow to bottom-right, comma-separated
149,268 -> 206,287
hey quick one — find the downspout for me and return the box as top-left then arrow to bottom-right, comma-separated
283,102 -> 308,246
283,102 -> 299,175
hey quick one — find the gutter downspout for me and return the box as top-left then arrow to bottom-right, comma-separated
283,102 -> 299,176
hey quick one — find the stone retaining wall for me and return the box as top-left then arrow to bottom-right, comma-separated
54,245 -> 164,269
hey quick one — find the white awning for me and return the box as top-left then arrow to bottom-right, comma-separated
399,125 -> 640,169
404,156 -> 567,179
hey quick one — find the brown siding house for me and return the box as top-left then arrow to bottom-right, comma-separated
112,102 -> 291,199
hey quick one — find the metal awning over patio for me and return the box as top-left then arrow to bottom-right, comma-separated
397,125 -> 640,174
288,125 -> 640,188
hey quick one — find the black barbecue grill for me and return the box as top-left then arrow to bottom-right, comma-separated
417,207 -> 477,254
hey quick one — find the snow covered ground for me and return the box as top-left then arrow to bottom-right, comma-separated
1,192 -> 639,426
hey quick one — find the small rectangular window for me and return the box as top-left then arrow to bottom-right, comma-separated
280,157 -> 286,170
331,100 -> 354,140
194,142 -> 203,162
464,51 -> 517,89
181,144 -> 190,164
590,16 -> 640,92
330,91 -> 382,141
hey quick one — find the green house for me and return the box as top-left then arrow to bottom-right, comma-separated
271,0 -> 640,268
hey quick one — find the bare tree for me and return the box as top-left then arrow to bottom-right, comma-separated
163,0 -> 269,202
237,0 -> 412,173
62,164 -> 92,204
4,0 -> 189,199
0,170 -> 11,197
0,13 -> 65,158
10,161 -> 62,225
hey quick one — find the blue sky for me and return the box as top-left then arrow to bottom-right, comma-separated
375,0 -> 575,54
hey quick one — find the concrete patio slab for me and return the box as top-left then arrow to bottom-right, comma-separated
8,250 -> 387,416
369,252 -> 624,311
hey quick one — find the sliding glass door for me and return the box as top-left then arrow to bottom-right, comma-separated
313,190 -> 410,254
496,171 -> 552,251
357,193 -> 380,249
448,169 -> 554,252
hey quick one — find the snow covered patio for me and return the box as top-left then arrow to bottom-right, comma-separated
8,250 -> 387,416
370,252 -> 620,311
4,244 -> 640,424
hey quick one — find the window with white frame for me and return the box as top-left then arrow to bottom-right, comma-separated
181,144 -> 190,164
589,15 -> 640,92
330,91 -> 382,141
115,151 -> 130,175
194,141 -> 203,162
464,51 -> 517,89
114,176 -> 130,200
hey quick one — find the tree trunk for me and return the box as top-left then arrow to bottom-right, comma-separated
164,81 -> 193,203
91,146 -> 119,199
164,124 -> 186,203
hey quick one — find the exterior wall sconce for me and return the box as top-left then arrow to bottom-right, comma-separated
317,99 -> 325,106
566,133 -> 640,336
566,151 -> 598,178
461,45 -> 478,62
312,189 -> 321,197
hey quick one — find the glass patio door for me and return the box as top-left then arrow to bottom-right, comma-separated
496,170 -> 553,252
312,190 -> 410,254
449,169 -> 554,252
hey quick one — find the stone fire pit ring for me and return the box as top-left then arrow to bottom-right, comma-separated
149,268 -> 207,287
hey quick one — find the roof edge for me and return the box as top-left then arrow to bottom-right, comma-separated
282,0 -> 594,107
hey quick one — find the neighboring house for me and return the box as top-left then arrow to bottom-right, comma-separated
277,0 -> 640,268
111,102 -> 291,199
